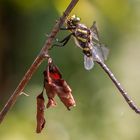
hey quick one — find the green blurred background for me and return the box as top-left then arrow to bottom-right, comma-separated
0,0 -> 140,140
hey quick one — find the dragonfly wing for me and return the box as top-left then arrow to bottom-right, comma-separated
100,44 -> 109,60
84,55 -> 94,70
90,21 -> 99,41
92,43 -> 109,62
90,22 -> 109,62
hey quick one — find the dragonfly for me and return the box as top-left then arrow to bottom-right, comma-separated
54,15 -> 140,114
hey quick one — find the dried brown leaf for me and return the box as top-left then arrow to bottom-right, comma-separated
36,92 -> 46,133
44,61 -> 76,110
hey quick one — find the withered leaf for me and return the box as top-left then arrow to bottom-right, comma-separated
36,92 -> 46,133
44,60 -> 76,110
44,70 -> 57,108
56,79 -> 76,110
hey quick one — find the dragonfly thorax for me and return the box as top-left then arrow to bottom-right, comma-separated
66,16 -> 93,57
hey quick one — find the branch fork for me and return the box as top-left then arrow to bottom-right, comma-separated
0,0 -> 79,124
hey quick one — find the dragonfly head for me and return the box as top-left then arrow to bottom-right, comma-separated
66,15 -> 81,29
70,15 -> 81,24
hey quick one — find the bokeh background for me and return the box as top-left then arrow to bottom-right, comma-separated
0,0 -> 140,140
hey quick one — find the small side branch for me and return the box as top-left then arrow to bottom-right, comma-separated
0,0 -> 79,124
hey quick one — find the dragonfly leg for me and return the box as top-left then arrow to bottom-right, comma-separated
60,27 -> 76,30
52,33 -> 73,48
60,27 -> 69,30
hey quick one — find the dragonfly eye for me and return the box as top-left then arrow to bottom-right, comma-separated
71,15 -> 80,25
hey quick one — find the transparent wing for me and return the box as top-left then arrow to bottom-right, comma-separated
84,55 -> 94,70
100,44 -> 109,61
92,43 -> 109,62
90,22 -> 109,62
90,21 -> 99,41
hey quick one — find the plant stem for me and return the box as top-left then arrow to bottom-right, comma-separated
0,0 -> 79,124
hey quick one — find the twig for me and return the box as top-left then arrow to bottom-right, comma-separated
0,0 -> 79,124
20,92 -> 29,96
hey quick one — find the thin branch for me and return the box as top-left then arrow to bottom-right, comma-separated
0,0 -> 79,124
